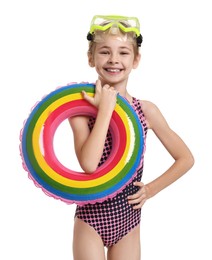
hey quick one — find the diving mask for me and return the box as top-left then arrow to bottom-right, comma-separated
87,15 -> 143,47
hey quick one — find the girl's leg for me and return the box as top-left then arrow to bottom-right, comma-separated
107,225 -> 141,260
73,218 -> 106,260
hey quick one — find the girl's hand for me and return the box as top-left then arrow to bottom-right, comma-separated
128,182 -> 150,209
82,80 -> 118,112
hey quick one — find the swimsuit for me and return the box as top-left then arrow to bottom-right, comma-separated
75,97 -> 148,247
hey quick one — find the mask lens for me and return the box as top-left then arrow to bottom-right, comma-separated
91,15 -> 140,34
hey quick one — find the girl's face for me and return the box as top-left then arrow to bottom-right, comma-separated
88,35 -> 140,86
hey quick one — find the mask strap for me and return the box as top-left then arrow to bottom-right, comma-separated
87,32 -> 143,47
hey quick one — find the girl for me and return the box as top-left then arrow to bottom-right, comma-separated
69,15 -> 194,260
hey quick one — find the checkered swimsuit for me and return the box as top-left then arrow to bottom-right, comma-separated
75,97 -> 148,247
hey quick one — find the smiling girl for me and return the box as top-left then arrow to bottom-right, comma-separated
69,15 -> 194,260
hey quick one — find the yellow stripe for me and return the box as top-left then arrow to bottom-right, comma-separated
32,93 -> 134,188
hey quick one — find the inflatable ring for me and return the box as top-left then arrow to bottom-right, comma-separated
20,83 -> 144,205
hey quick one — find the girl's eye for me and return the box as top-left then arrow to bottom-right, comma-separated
99,50 -> 110,55
120,52 -> 130,55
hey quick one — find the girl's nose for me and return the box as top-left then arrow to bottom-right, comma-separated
107,54 -> 119,64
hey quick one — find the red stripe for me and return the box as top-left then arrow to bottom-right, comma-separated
42,99 -> 127,181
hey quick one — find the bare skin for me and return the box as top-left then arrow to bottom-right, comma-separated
73,218 -> 141,260
70,34 -> 194,259
107,225 -> 141,260
73,218 -> 106,260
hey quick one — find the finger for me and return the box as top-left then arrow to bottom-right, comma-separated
134,181 -> 145,188
127,182 -> 144,200
128,196 -> 146,209
127,192 -> 142,202
82,90 -> 95,105
128,191 -> 142,201
129,193 -> 147,209
129,193 -> 146,203
128,189 -> 146,202
133,200 -> 146,210
95,80 -> 102,94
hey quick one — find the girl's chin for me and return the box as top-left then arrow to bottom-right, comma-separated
99,77 -> 122,85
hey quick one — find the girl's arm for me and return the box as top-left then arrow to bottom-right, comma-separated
128,100 -> 194,209
69,80 -> 118,173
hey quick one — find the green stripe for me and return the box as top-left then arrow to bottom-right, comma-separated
24,85 -> 142,194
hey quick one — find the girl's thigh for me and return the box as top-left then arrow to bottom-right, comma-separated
73,218 -> 106,260
107,225 -> 141,260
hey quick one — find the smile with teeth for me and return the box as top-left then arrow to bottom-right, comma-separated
105,68 -> 123,72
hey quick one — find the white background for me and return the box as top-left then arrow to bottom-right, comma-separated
1,0 -> 211,259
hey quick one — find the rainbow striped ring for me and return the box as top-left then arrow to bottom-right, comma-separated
20,83 -> 144,205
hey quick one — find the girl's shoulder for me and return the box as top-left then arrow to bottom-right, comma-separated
139,99 -> 158,112
131,94 -> 157,110
137,100 -> 165,130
